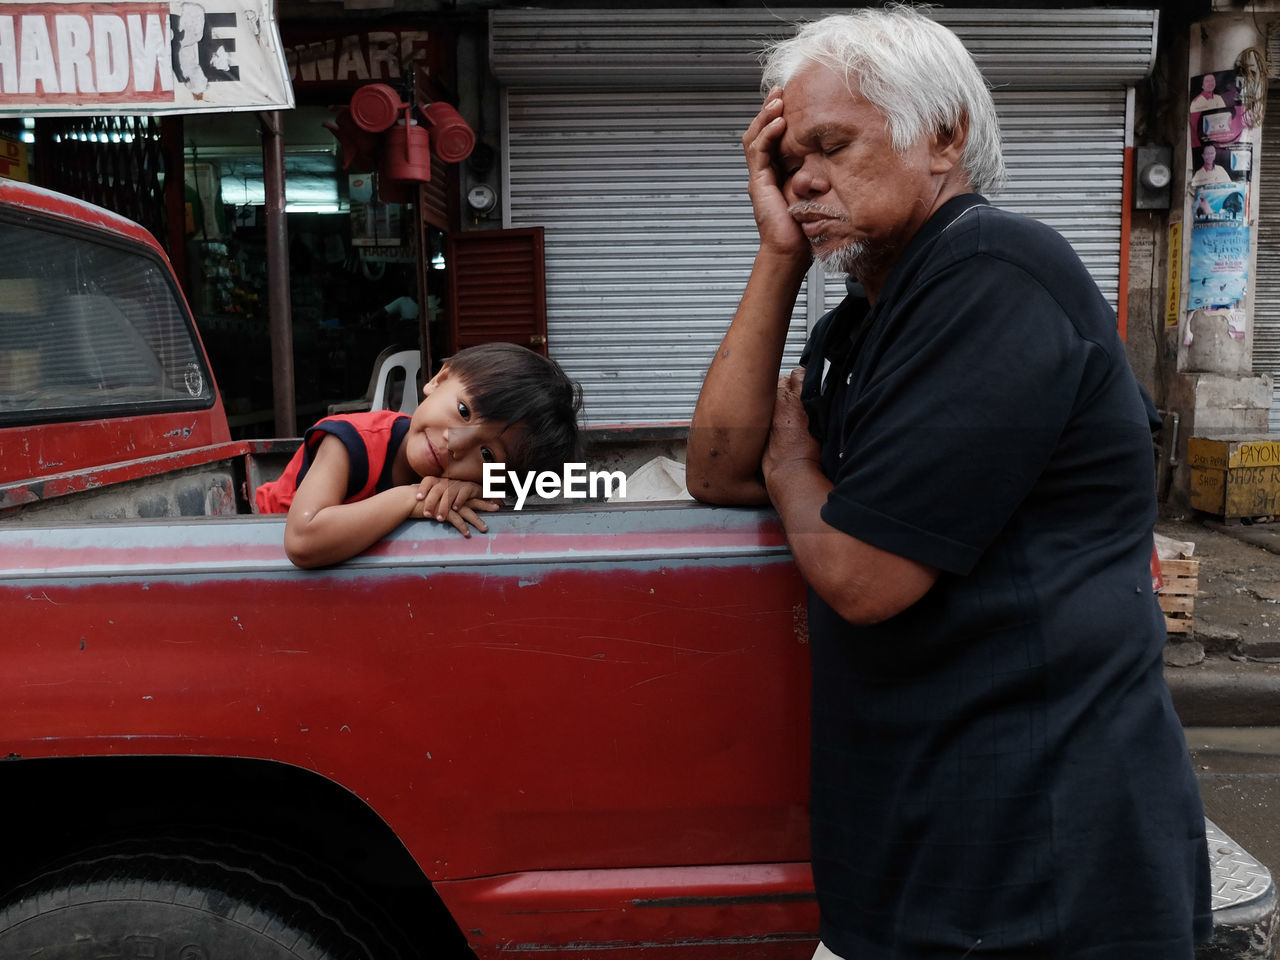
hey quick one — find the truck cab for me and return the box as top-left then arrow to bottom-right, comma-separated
0,180 -> 229,487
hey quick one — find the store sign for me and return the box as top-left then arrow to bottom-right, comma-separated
0,0 -> 293,115
282,27 -> 434,93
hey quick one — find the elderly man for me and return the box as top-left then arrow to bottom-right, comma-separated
688,8 -> 1210,959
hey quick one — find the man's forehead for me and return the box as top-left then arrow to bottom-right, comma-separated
779,70 -> 881,136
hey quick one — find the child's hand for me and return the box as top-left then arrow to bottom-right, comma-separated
411,477 -> 500,537
415,477 -> 492,518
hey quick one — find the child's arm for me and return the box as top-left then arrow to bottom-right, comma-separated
283,436 -> 418,567
283,436 -> 490,568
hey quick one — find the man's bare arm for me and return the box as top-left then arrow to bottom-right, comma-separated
688,90 -> 812,504
688,251 -> 809,504
764,369 -> 938,624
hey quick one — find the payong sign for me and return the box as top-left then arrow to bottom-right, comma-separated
0,0 -> 292,115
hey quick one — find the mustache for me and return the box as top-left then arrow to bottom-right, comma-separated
788,200 -> 847,221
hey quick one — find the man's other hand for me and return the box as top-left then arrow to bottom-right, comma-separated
763,367 -> 820,492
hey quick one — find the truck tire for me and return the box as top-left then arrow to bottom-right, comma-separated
0,843 -> 380,959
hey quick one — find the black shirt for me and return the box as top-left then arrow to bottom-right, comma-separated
799,195 -> 1212,958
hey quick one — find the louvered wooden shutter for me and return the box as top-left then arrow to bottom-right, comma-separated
447,227 -> 548,355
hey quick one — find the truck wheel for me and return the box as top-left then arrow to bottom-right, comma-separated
0,845 -> 377,959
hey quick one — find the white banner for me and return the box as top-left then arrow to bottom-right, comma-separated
0,0 -> 294,115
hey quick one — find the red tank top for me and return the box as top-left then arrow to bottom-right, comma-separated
254,410 -> 411,514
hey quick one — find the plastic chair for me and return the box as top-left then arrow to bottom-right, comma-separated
369,349 -> 422,414
328,346 -> 420,415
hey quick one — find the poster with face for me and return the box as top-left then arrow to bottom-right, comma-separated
1190,142 -> 1250,189
1189,70 -> 1247,148
1191,71 -> 1234,113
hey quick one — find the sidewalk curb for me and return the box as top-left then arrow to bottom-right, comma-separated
1202,520 -> 1280,557
1168,658 -> 1280,726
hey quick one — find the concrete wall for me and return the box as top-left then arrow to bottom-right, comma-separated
1154,11 -> 1276,513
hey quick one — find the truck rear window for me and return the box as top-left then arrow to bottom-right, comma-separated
0,216 -> 213,424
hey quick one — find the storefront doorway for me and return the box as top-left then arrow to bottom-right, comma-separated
182,106 -> 448,436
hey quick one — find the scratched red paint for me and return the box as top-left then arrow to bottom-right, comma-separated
1,559 -> 815,956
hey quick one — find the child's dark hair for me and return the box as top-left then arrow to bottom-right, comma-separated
444,342 -> 583,473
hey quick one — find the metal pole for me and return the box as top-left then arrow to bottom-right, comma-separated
261,110 -> 295,437
160,116 -> 188,296
415,181 -> 433,377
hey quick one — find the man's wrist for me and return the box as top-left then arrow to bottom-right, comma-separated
764,456 -> 822,498
755,244 -> 812,280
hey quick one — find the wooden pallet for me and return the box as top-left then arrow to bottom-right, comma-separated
1157,558 -> 1199,635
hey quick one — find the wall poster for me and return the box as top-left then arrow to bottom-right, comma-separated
1184,70 -> 1255,338
1188,222 -> 1249,312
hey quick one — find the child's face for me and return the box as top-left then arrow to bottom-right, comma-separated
405,365 -> 513,481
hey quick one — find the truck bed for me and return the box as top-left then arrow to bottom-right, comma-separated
0,500 -> 818,957
1,498 -> 1276,957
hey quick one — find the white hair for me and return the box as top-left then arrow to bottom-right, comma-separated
760,5 -> 1006,194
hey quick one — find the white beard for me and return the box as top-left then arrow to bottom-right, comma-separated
814,237 -> 889,281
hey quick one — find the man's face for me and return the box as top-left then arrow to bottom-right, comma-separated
774,63 -> 948,290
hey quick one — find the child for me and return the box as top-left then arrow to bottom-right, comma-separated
256,343 -> 582,568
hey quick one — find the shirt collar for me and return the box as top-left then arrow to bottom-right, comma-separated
873,192 -> 988,309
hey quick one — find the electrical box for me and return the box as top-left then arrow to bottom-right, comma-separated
1134,145 -> 1173,210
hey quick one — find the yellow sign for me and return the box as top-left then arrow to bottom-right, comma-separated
1165,220 -> 1182,325
1188,436 -> 1280,470
1188,436 -> 1280,518
0,136 -> 26,182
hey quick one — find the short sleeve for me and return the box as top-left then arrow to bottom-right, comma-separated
296,419 -> 371,500
821,255 -> 1098,575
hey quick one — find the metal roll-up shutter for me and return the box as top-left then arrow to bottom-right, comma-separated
506,91 -> 809,424
491,8 -> 1158,90
513,85 -> 1128,425
818,89 -> 1128,314
1255,105 -> 1280,429
496,9 -> 1155,426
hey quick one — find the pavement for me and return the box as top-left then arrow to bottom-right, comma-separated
1156,513 -> 1280,668
1155,512 -> 1280,895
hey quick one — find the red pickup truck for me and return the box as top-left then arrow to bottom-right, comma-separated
0,181 -> 1273,959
